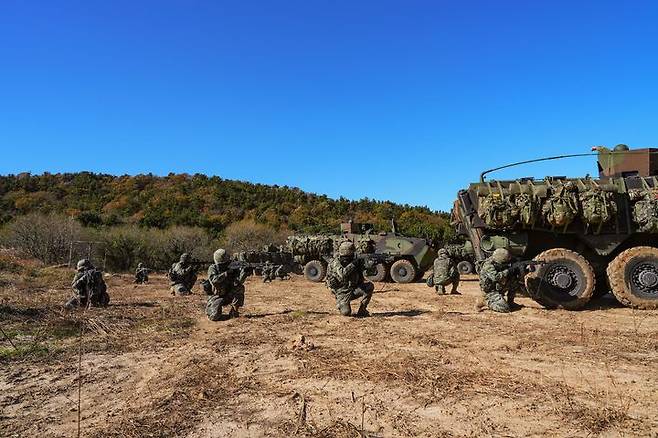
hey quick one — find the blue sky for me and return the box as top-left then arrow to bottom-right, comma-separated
1,1 -> 657,211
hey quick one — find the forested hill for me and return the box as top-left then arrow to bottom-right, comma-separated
0,172 -> 453,240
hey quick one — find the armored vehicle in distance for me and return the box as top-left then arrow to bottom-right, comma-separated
287,221 -> 437,284
452,145 -> 658,310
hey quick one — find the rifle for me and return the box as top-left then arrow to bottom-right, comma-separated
509,260 -> 545,276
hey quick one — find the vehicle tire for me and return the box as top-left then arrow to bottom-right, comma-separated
457,260 -> 474,275
304,260 -> 326,282
524,248 -> 595,310
365,263 -> 388,282
390,259 -> 416,284
607,246 -> 658,309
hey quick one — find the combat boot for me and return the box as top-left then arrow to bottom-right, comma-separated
228,305 -> 239,319
355,303 -> 370,317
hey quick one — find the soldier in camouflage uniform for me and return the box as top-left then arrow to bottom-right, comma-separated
168,253 -> 197,295
477,248 -> 519,313
428,245 -> 463,295
66,259 -> 110,309
261,261 -> 275,283
325,241 -> 374,317
134,262 -> 150,284
206,249 -> 248,321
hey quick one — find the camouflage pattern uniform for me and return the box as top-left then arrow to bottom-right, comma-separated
261,261 -> 274,283
325,241 -> 374,317
134,262 -> 150,284
206,249 -> 248,321
430,245 -> 463,295
478,249 -> 518,313
66,259 -> 110,309
168,253 -> 197,295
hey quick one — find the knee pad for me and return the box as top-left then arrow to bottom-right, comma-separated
338,304 -> 352,316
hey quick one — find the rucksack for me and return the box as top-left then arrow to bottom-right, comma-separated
514,193 -> 540,227
579,188 -> 617,229
542,185 -> 579,229
478,193 -> 518,229
630,188 -> 658,232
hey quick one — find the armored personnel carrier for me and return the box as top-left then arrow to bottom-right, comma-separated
286,221 -> 436,283
452,145 -> 658,310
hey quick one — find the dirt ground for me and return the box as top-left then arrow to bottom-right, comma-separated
1,254 -> 658,437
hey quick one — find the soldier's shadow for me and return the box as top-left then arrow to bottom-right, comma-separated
371,309 -> 429,318
583,294 -> 625,310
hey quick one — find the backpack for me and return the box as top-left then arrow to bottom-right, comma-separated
514,193 -> 539,227
542,185 -> 579,228
478,193 -> 518,229
579,188 -> 617,229
630,188 -> 658,232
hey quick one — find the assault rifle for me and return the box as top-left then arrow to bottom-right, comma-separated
509,259 -> 546,276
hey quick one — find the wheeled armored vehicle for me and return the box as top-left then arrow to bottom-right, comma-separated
452,145 -> 658,309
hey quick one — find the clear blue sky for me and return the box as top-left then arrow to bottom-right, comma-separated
1,1 -> 657,211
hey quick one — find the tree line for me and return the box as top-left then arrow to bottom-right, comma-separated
0,172 -> 454,241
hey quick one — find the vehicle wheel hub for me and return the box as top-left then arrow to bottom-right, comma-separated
631,263 -> 658,293
399,267 -> 407,276
554,272 -> 573,289
547,265 -> 579,295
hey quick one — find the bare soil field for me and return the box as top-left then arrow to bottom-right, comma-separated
1,252 -> 658,437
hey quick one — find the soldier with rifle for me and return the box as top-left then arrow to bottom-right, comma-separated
168,253 -> 198,296
205,249 -> 250,320
65,259 -> 110,310
324,241 -> 386,317
134,262 -> 150,284
478,248 -> 543,313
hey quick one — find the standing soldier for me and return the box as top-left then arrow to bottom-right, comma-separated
477,248 -> 520,313
168,253 -> 197,295
427,245 -> 463,295
134,262 -> 150,284
206,249 -> 248,321
325,241 -> 375,317
66,259 -> 110,309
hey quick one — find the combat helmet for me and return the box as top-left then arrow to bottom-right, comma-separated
492,248 -> 511,264
338,241 -> 356,257
213,248 -> 230,264
180,253 -> 191,263
76,259 -> 92,271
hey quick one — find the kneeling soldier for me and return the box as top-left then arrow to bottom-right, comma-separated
168,253 -> 197,295
66,259 -> 109,309
325,241 -> 374,317
206,249 -> 248,321
478,248 -> 519,313
428,245 -> 463,295
134,262 -> 150,284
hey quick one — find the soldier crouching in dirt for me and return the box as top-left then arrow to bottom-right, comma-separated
205,249 -> 248,321
65,259 -> 110,310
325,241 -> 374,317
427,245 -> 463,295
134,262 -> 150,284
477,248 -> 521,313
168,253 -> 197,295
